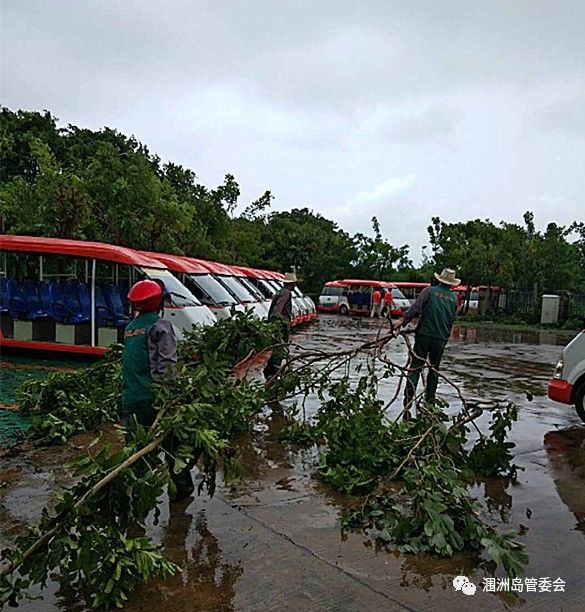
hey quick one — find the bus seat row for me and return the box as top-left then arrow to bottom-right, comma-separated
0,278 -> 129,328
347,291 -> 371,306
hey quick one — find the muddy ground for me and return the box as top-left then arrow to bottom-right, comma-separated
1,316 -> 584,611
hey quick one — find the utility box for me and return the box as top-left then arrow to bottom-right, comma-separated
541,295 -> 560,324
56,324 -> 91,345
98,327 -> 119,347
13,320 -> 33,340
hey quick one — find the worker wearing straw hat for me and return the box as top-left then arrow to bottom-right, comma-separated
394,268 -> 460,410
263,272 -> 297,381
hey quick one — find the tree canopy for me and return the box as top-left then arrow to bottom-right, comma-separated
1,107 -> 583,294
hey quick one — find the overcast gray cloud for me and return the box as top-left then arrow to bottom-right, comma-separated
1,0 -> 584,261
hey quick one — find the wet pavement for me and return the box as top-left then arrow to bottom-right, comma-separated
1,316 -> 585,611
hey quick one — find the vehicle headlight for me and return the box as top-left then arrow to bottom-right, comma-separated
553,357 -> 564,379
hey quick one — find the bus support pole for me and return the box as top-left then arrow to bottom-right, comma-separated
91,259 -> 96,347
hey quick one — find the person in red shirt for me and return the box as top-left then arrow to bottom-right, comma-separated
370,289 -> 382,318
382,288 -> 394,318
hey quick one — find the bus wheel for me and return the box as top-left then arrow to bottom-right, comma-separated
339,304 -> 348,315
575,383 -> 585,423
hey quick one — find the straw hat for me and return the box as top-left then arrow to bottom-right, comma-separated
434,268 -> 460,286
283,272 -> 298,283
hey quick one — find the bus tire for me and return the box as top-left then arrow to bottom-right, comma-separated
339,304 -> 348,315
575,383 -> 585,423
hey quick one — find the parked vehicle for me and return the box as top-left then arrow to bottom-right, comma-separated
0,235 -> 215,355
318,281 -> 348,314
200,261 -> 269,320
548,330 -> 585,422
390,282 -> 430,306
269,270 -> 317,324
318,279 -> 409,316
452,285 -> 479,311
139,251 -> 243,320
229,265 -> 276,320
234,266 -> 317,327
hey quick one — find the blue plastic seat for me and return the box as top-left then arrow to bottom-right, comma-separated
104,284 -> 129,326
23,280 -> 51,320
49,281 -> 75,323
39,281 -> 55,318
95,286 -> 116,326
63,281 -> 90,324
78,283 -> 91,319
0,278 -> 8,313
95,286 -> 127,327
7,280 -> 28,320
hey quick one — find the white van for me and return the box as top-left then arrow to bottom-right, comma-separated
548,330 -> 585,421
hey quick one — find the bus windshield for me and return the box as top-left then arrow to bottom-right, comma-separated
187,273 -> 237,307
239,277 -> 265,301
321,286 -> 343,297
218,276 -> 256,303
267,280 -> 283,292
256,279 -> 277,298
140,268 -> 201,307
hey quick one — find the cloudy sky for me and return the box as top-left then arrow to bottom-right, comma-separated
2,0 -> 584,259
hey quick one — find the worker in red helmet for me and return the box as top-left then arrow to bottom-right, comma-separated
123,279 -> 195,501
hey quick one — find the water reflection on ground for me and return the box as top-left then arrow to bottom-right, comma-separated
1,316 -> 585,610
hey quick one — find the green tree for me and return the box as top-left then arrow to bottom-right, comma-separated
352,217 -> 411,280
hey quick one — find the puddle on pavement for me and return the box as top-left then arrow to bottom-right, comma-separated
2,316 -> 585,610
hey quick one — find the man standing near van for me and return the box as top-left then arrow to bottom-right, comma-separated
394,268 -> 460,408
263,272 -> 297,380
370,288 -> 382,318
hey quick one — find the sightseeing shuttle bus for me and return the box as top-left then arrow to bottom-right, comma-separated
318,279 -> 409,316
267,270 -> 317,324
138,251 -> 243,321
0,235 -> 215,355
199,261 -> 269,320
389,281 -> 430,306
232,266 -> 316,327
233,266 -> 302,326
229,265 -> 274,317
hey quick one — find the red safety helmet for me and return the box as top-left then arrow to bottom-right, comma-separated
128,279 -> 164,312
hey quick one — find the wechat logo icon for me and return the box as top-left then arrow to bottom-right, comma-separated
453,575 -> 477,596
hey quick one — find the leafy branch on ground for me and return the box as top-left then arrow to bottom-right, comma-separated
3,319 -> 528,608
1,311 -> 274,609
276,330 -> 528,578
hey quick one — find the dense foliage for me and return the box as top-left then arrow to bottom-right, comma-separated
18,346 -> 123,443
3,107 -> 582,293
1,312 -> 273,608
0,108 -> 411,293
428,213 -> 585,293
